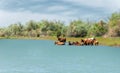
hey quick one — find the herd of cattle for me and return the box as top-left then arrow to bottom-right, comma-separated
55,37 -> 99,46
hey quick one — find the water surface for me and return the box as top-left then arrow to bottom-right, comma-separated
0,39 -> 120,73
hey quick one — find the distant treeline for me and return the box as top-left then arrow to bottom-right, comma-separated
0,12 -> 120,38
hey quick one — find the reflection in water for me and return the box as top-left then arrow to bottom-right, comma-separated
0,39 -> 120,73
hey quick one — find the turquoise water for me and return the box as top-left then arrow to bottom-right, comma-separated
0,39 -> 120,73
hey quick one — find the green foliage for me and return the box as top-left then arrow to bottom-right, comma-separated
26,20 -> 39,31
109,12 -> 120,27
108,12 -> 120,36
67,20 -> 88,37
88,22 -> 108,36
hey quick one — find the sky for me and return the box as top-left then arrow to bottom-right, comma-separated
0,0 -> 120,27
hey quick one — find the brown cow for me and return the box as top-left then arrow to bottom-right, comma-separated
74,41 -> 81,46
55,41 -> 65,45
81,38 -> 96,45
57,37 -> 66,42
93,40 -> 99,45
68,41 -> 82,46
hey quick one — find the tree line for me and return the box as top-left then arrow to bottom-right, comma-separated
0,12 -> 120,38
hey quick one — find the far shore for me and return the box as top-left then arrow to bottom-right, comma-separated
0,36 -> 120,47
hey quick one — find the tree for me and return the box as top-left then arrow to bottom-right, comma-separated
25,20 -> 40,37
88,21 -> 108,36
108,12 -> 120,37
26,20 -> 39,31
67,20 -> 88,37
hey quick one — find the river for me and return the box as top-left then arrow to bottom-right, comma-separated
0,39 -> 120,73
